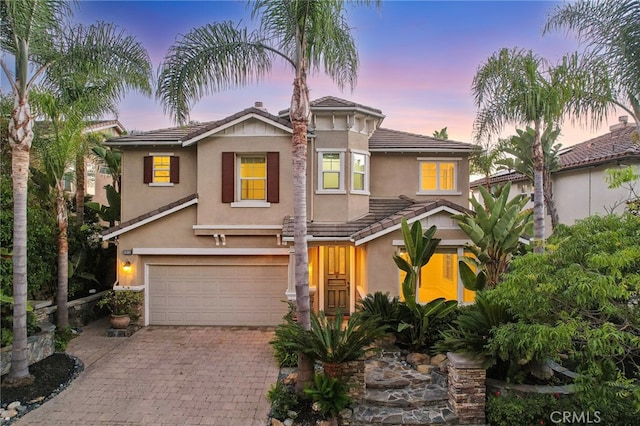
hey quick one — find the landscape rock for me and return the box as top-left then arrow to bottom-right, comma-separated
283,418 -> 294,426
416,364 -> 434,374
339,407 -> 353,419
282,372 -> 297,385
406,352 -> 430,367
7,401 -> 21,410
271,418 -> 285,426
430,354 -> 447,366
0,409 -> 18,419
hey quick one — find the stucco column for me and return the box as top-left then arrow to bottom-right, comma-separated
286,246 -> 296,301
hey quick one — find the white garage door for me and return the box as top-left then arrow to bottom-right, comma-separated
148,264 -> 288,326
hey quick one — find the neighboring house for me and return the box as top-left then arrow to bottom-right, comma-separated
62,120 -> 125,207
471,117 -> 640,236
101,96 -> 477,326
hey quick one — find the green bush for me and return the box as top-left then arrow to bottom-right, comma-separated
395,297 -> 458,352
55,326 -> 75,352
303,373 -> 351,417
267,380 -> 299,421
270,302 -> 299,367
357,291 -> 402,332
1,328 -> 13,347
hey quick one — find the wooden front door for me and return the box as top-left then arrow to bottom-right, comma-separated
324,246 -> 349,315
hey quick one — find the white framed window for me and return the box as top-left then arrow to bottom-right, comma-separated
317,149 -> 346,193
86,163 -> 96,196
237,155 -> 266,202
417,158 -> 460,194
350,150 -> 370,194
144,152 -> 178,187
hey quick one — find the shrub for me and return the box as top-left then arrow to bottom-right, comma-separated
395,297 -> 458,352
357,291 -> 402,332
97,290 -> 143,318
267,381 -> 299,421
55,326 -> 75,352
270,302 -> 299,367
303,373 -> 351,417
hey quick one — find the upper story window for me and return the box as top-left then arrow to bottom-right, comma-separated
238,156 -> 266,201
86,163 -> 97,196
351,150 -> 370,194
418,158 -> 459,194
317,149 -> 345,193
222,152 -> 279,207
144,154 -> 179,186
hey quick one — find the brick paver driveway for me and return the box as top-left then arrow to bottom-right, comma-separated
16,319 -> 279,425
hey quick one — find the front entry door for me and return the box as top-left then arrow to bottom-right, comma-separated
324,246 -> 349,315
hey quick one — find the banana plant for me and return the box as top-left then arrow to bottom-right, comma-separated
454,182 -> 533,288
392,218 -> 440,310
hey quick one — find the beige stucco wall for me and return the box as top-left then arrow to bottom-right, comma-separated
370,153 -> 470,206
362,223 -> 469,298
196,132 -> 294,225
121,146 -> 197,220
310,129 -> 370,222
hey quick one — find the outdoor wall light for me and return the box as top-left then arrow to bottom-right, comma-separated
123,261 -> 132,273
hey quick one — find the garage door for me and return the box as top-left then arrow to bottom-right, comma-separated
148,264 -> 288,326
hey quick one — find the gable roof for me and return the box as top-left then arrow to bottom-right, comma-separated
101,194 -> 198,240
106,107 -> 295,146
370,128 -> 476,153
470,124 -> 640,188
282,197 -> 470,244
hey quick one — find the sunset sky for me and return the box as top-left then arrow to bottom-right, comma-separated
10,1 -> 625,146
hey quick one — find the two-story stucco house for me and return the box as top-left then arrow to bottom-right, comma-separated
101,96 -> 477,326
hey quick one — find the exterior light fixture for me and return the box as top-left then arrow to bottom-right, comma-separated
123,261 -> 132,273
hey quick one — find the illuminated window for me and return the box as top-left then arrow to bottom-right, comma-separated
318,150 -> 345,192
86,163 -> 96,196
153,156 -> 171,183
397,248 -> 474,303
351,151 -> 369,193
238,156 -> 266,201
144,154 -> 179,185
419,161 -> 457,192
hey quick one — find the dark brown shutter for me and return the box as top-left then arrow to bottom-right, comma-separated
170,156 -> 180,183
143,156 -> 153,183
266,152 -> 279,203
221,152 -> 235,203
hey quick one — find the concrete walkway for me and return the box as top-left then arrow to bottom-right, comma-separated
16,318 -> 279,425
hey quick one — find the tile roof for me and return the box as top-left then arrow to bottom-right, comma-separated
369,128 -> 476,152
282,197 -> 470,242
101,193 -> 198,238
470,125 -> 640,188
106,107 -> 294,145
278,96 -> 385,117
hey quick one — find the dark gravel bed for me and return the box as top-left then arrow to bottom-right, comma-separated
1,353 -> 84,423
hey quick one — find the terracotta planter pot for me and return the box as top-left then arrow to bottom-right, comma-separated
110,314 -> 131,329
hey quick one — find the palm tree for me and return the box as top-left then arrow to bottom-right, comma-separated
432,127 -> 448,139
470,139 -> 506,190
472,48 -> 612,253
1,2 -> 152,384
35,21 -> 151,331
498,126 -> 562,229
544,0 -> 640,125
156,0 -> 379,389
0,0 -> 73,385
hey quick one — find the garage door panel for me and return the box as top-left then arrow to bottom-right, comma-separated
149,264 -> 288,326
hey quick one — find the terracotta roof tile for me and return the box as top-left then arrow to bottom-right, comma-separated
470,125 -> 640,188
369,128 -> 476,152
106,107 -> 294,145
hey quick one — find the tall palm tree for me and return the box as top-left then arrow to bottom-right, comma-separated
470,139 -> 506,190
156,0 -> 379,389
1,2 -> 152,384
0,0 -> 73,385
472,48 -> 612,253
35,21 -> 151,331
498,126 -> 562,229
544,0 -> 640,125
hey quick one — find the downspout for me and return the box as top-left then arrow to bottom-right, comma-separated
588,168 -> 592,216
310,135 -> 315,221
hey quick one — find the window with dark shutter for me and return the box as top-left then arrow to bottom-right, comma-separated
266,152 -> 279,203
143,156 -> 153,183
221,152 -> 235,203
170,156 -> 180,183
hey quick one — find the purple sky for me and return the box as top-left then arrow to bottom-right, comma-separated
11,1 -> 625,146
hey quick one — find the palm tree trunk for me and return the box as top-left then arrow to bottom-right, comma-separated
543,172 -> 559,230
532,123 -> 545,253
290,70 -> 314,391
5,97 -> 34,385
55,182 -> 69,329
75,154 -> 85,224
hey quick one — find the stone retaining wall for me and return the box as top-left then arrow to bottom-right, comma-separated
342,359 -> 365,402
447,352 -> 486,425
33,290 -> 108,328
1,322 -> 55,375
